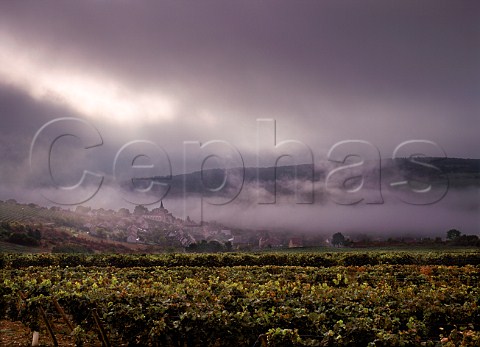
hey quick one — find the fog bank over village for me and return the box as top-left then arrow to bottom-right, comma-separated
0,1 -> 478,248
1,157 -> 478,253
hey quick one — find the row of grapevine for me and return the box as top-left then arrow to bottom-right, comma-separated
1,255 -> 479,346
1,250 -> 479,269
0,204 -> 48,223
0,202 -> 69,225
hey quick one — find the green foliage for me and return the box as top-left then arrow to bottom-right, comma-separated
265,328 -> 302,346
134,205 -> 149,215
447,229 -> 461,240
75,205 -> 91,214
451,234 -> 480,247
51,244 -> 95,254
117,207 -> 130,217
6,232 -> 40,246
186,240 -> 226,253
1,251 -> 479,269
27,228 -> 42,241
332,232 -> 346,247
0,253 -> 479,346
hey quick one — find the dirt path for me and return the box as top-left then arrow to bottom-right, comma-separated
0,320 -> 100,347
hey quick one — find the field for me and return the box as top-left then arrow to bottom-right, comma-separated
1,251 -> 479,346
0,203 -> 59,224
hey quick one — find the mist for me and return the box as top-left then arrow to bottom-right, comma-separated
0,1 -> 478,239
2,172 -> 478,238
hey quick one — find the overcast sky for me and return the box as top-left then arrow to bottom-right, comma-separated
0,1 -> 478,231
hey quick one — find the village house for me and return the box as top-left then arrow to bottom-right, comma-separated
258,234 -> 283,248
126,226 -> 139,243
288,237 -> 304,248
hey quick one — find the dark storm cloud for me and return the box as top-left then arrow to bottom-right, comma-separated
2,1 -> 477,93
0,1 -> 478,234
0,0 -> 478,160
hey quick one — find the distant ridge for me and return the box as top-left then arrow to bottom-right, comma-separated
128,157 -> 480,197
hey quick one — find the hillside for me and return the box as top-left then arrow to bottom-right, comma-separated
0,200 -> 253,253
141,157 -> 480,198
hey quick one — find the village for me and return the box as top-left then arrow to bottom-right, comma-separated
74,201 -> 317,250
0,199 -> 321,252
2,199 -> 477,254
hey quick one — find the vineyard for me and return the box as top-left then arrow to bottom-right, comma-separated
1,252 -> 479,346
0,203 -> 60,224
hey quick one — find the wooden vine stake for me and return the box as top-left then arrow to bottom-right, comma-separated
31,331 -> 39,346
52,297 -> 75,333
91,308 -> 111,347
259,334 -> 268,347
18,292 -> 57,347
38,305 -> 58,347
